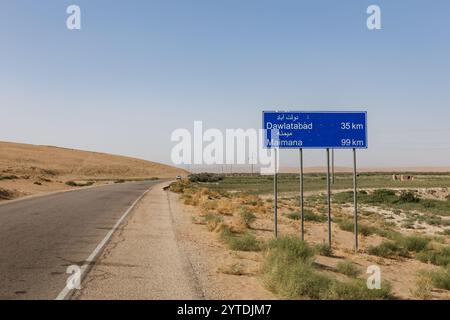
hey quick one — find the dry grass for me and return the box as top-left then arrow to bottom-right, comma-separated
411,274 -> 433,300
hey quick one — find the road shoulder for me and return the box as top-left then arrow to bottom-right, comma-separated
74,182 -> 202,300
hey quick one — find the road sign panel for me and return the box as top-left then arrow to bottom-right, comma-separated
262,111 -> 367,149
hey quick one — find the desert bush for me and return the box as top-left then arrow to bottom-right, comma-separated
336,261 -> 361,278
188,173 -> 224,183
227,233 -> 261,251
216,199 -> 234,215
267,236 -> 315,263
263,237 -> 328,299
239,209 -> 256,228
411,274 -> 433,300
398,191 -> 420,203
397,235 -> 430,253
286,209 -> 326,222
219,225 -> 261,251
218,262 -> 245,275
169,180 -> 192,193
203,214 -> 224,232
327,279 -> 393,300
315,243 -> 333,257
337,219 -> 377,236
200,199 -> 218,213
262,236 -> 393,300
426,266 -> 450,290
0,175 -> 19,180
65,181 -> 94,187
367,241 -> 409,258
0,188 -> 15,200
417,246 -> 450,266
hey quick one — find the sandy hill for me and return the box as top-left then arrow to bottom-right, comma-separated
0,141 -> 187,179
0,141 -> 188,200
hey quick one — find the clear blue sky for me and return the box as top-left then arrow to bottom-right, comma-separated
1,0 -> 450,168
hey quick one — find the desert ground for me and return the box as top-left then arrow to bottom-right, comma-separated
0,141 -> 187,201
168,173 -> 450,300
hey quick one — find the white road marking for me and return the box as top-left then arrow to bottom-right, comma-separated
55,187 -> 152,300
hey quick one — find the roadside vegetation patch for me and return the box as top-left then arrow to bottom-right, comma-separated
286,209 -> 327,222
367,241 -> 410,258
336,261 -> 361,278
425,266 -> 450,290
65,180 -> 94,187
188,173 -> 224,183
417,246 -> 450,266
0,188 -> 18,200
219,225 -> 261,252
0,174 -> 19,181
262,236 -> 393,300
335,189 -> 450,216
314,243 -> 333,257
239,209 -> 256,228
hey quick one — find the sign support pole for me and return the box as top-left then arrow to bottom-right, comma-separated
274,148 -> 278,238
326,148 -> 332,246
299,148 -> 304,241
353,148 -> 359,252
331,149 -> 335,185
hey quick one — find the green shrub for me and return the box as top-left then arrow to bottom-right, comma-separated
367,241 -> 409,258
227,233 -> 261,251
427,266 -> 450,290
337,219 -> 376,236
239,209 -> 256,228
65,181 -> 94,187
203,214 -> 224,231
336,261 -> 361,278
398,191 -> 420,203
286,209 -> 326,222
267,236 -> 315,263
263,236 -> 393,300
315,243 -> 333,257
327,279 -> 393,300
304,210 -> 327,222
397,235 -> 430,253
188,173 -> 224,183
0,175 -> 19,180
367,189 -> 397,203
263,237 -> 329,299
417,247 -> 450,266
219,226 -> 261,251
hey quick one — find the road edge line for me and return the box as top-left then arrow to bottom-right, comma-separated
54,186 -> 155,300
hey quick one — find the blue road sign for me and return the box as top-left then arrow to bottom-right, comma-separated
263,111 -> 367,149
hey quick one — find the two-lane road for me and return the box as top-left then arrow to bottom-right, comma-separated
0,180 -> 159,299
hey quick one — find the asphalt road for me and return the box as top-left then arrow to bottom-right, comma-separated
0,180 -> 159,300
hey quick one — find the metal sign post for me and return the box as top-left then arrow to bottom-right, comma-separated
299,148 -> 304,241
326,148 -> 332,246
274,148 -> 278,238
353,148 -> 359,252
331,149 -> 335,185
